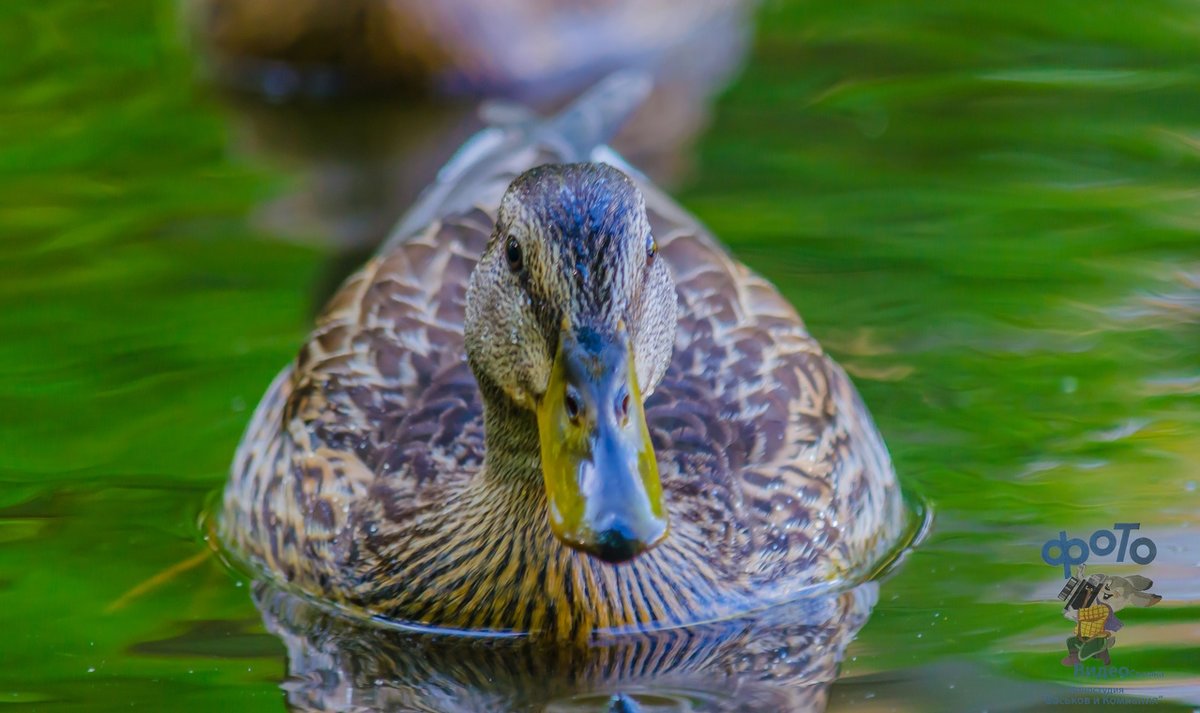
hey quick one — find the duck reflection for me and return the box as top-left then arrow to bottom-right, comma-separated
252,582 -> 877,713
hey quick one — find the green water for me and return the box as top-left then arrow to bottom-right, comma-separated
3,1 -> 1198,710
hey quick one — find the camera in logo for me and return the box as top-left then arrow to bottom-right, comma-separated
1057,573 -> 1105,611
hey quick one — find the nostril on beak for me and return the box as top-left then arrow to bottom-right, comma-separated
615,389 -> 630,425
564,388 -> 582,422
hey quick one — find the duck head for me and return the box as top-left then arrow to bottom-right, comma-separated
465,163 -> 677,564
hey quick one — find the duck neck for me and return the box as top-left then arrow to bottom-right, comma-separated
470,376 -> 567,567
475,375 -> 545,494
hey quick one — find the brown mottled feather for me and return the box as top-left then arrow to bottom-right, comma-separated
223,110 -> 904,638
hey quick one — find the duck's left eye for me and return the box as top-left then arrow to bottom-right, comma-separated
505,236 -> 523,273
646,236 -> 658,264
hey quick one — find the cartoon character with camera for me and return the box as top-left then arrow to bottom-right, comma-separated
1058,564 -> 1162,666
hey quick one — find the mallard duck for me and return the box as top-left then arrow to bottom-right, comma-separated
222,75 -> 907,639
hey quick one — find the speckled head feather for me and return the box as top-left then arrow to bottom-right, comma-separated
507,163 -> 647,318
465,163 -> 676,415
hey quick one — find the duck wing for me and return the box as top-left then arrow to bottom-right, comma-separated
639,189 -> 905,590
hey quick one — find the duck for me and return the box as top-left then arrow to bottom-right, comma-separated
189,0 -> 753,217
222,74 -> 907,640
186,0 -> 750,100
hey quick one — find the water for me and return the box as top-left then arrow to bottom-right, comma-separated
3,0 -> 1198,710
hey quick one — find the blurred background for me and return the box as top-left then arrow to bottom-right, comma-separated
1,0 -> 1198,710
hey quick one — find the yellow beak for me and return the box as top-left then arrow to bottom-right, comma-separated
536,324 -> 667,563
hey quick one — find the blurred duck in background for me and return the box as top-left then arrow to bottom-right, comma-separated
184,0 -> 754,263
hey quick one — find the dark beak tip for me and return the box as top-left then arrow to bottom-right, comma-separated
590,529 -> 641,564
582,518 -> 668,564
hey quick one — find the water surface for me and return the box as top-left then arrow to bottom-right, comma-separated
2,1 -> 1198,710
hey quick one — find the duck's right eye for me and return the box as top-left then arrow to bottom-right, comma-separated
505,236 -> 523,273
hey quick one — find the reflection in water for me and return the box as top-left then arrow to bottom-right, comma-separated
218,94 -> 485,251
1105,265 -> 1200,332
253,582 -> 879,712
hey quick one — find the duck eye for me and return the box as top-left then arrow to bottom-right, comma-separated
646,236 -> 658,264
505,236 -> 523,273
